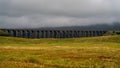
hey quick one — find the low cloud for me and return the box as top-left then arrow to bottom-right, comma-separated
0,0 -> 120,28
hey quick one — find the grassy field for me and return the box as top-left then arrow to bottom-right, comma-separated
0,36 -> 120,68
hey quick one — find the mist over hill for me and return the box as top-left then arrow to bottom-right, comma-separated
35,22 -> 120,30
1,22 -> 120,31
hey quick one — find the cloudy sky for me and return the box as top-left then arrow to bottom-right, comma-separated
0,0 -> 120,28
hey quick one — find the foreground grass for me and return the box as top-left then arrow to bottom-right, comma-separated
0,36 -> 120,68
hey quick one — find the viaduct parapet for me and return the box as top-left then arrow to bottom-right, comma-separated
2,29 -> 107,38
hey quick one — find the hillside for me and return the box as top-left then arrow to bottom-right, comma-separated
0,36 -> 120,68
0,35 -> 120,45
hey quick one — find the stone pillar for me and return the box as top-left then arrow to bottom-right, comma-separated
59,31 -> 62,38
77,31 -> 79,37
38,31 -> 41,38
60,31 -> 62,38
93,31 -> 95,36
43,31 -> 46,38
86,31 -> 88,37
79,31 -> 81,37
96,31 -> 98,36
81,31 -> 83,37
30,30 -> 33,38
82,31 -> 84,37
58,31 -> 60,38
43,30 -> 46,38
52,31 -> 54,38
87,31 -> 89,37
78,31 -> 81,37
42,30 -> 45,38
45,31 -> 47,38
23,30 -> 26,38
101,31 -> 103,36
34,30 -> 37,38
95,31 -> 97,36
56,31 -> 58,38
99,31 -> 101,36
24,30 -> 27,38
17,30 -> 20,37
65,31 -> 67,38
84,31 -> 87,37
47,31 -> 50,38
25,30 -> 28,38
44,31 -> 46,38
83,31 -> 85,37
9,30 -> 13,36
8,30 -> 11,35
68,31 -> 70,38
28,30 -> 32,38
20,30 -> 23,37
76,31 -> 78,37
77,31 -> 80,37
15,30 -> 19,37
62,31 -> 65,38
75,31 -> 78,37
90,31 -> 92,37
69,31 -> 72,38
90,31 -> 93,37
81,31 -> 84,37
66,31 -> 68,38
40,31 -> 43,38
21,30 -> 24,38
91,31 -> 94,37
57,31 -> 59,38
73,31 -> 76,37
49,31 -> 52,38
13,30 -> 16,37
31,30 -> 34,38
100,31 -> 103,36
100,31 -> 102,36
27,30 -> 31,38
41,30 -> 44,38
53,31 -> 55,38
85,31 -> 87,37
88,31 -> 90,37
68,31 -> 71,38
19,30 -> 22,37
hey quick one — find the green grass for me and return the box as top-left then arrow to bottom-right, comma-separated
0,35 -> 120,68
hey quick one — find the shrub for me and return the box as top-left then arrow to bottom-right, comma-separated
0,30 -> 9,36
115,31 -> 120,35
104,31 -> 120,36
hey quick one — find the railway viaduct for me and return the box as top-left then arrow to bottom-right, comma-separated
2,29 -> 107,38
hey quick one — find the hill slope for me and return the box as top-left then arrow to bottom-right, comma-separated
0,35 -> 120,44
0,36 -> 120,68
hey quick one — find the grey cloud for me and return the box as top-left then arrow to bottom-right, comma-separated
0,0 -> 120,28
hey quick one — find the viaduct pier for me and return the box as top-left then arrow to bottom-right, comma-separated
2,29 -> 107,38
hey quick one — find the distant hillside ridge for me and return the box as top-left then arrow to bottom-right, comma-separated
1,22 -> 120,30
37,22 -> 120,30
